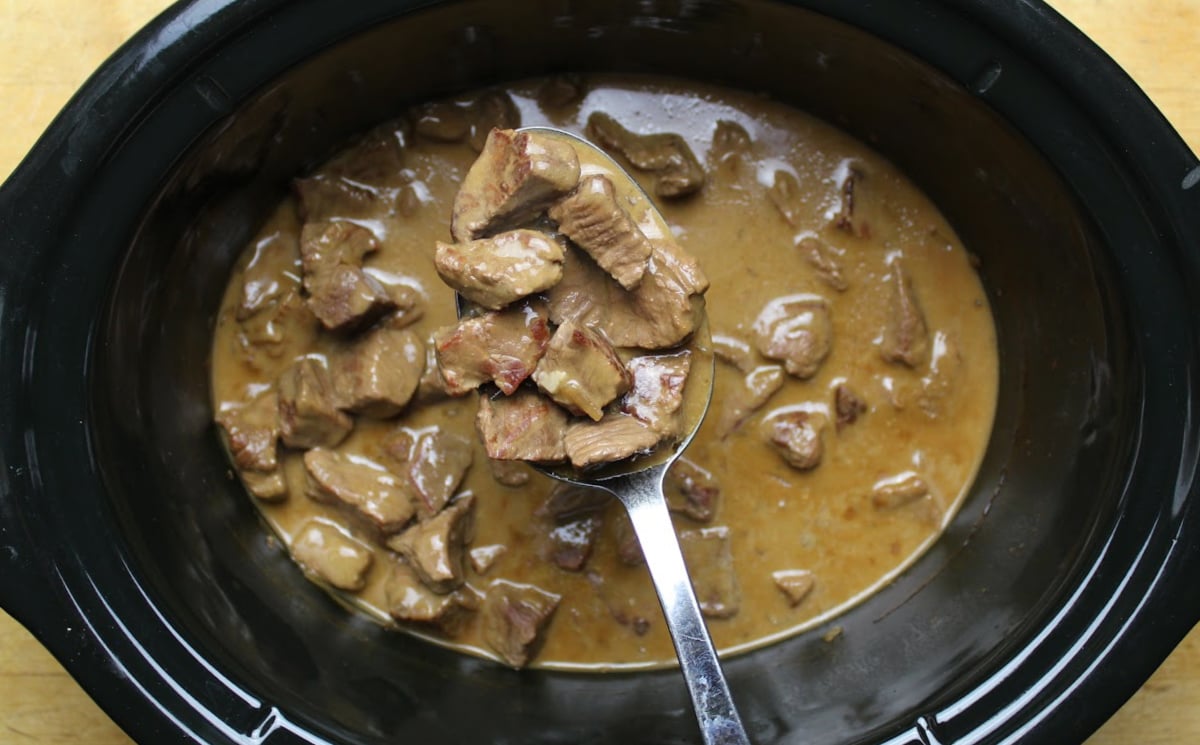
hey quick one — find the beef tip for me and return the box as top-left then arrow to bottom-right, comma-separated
871,472 -> 930,509
536,483 -> 611,520
585,570 -> 653,635
433,300 -> 552,395
435,229 -> 565,311
412,101 -> 471,142
476,389 -> 569,462
612,509 -> 644,566
278,358 -> 353,449
304,447 -> 414,537
535,484 -> 609,572
585,111 -> 705,198
291,519 -> 374,591
215,390 -> 285,500
717,364 -> 785,437
547,238 -> 708,349
564,413 -> 662,469
665,457 -> 720,522
293,126 -> 407,221
917,333 -> 962,418
621,351 -> 691,439
235,288 -> 316,371
541,512 -> 603,572
466,91 -> 521,152
451,128 -> 580,242
487,458 -> 532,487
798,235 -> 848,292
331,327 -> 424,417
386,493 -> 476,593
381,426 -> 474,520
299,220 -> 396,332
753,294 -> 832,379
766,169 -> 805,229
238,230 -> 301,320
712,332 -> 757,373
377,281 -> 425,330
532,321 -> 630,421
709,120 -> 753,180
414,341 -> 452,403
830,160 -> 869,237
680,527 -> 740,619
469,544 -> 507,574
880,259 -> 930,368
548,174 -> 653,289
384,560 -> 479,635
481,580 -> 561,668
834,383 -> 868,430
772,569 -> 815,607
537,74 -> 586,109
763,410 -> 824,471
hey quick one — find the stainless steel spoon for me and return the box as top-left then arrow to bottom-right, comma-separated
458,127 -> 751,745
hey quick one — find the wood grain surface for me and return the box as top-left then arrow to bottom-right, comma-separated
1,0 -> 1197,743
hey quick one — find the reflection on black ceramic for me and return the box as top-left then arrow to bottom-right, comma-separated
0,1 -> 1197,744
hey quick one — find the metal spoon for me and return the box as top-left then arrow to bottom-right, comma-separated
458,127 -> 751,745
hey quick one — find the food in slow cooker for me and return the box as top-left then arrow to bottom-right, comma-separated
211,74 -> 998,669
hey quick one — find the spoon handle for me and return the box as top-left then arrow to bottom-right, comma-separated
612,467 -> 752,745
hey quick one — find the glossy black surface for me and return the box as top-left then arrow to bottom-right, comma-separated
0,1 -> 1197,744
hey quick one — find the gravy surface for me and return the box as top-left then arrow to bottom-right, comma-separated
211,74 -> 998,670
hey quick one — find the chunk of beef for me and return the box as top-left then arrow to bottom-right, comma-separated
798,235 -> 848,292
278,358 -> 353,449
621,351 -> 691,439
412,101 -> 470,142
548,174 -> 653,289
466,91 -> 521,152
451,128 -> 580,242
766,169 -> 805,228
537,74 -> 586,109
476,389 -> 569,462
303,448 -> 414,536
547,238 -> 708,349
763,410 -> 824,470
381,426 -> 474,520
299,221 -> 395,332
433,300 -> 552,395
717,364 -> 785,437
215,390 -> 285,500
772,569 -> 815,607
481,580 -> 561,668
291,519 -> 374,591
564,412 -> 662,469
585,111 -> 705,198
384,560 -> 479,635
535,484 -> 609,572
829,160 -> 869,237
880,259 -> 930,368
680,527 -> 740,619
709,120 -> 753,181
871,473 -> 929,509
712,332 -> 757,373
238,230 -> 301,320
487,458 -> 532,487
834,383 -> 868,430
532,321 -> 630,421
665,457 -> 720,522
435,230 -> 565,311
468,544 -> 507,575
331,327 -> 423,417
917,333 -> 961,418
414,341 -> 452,404
753,294 -> 832,379
293,126 -> 408,221
236,288 -> 316,370
585,570 -> 653,635
386,493 -> 476,593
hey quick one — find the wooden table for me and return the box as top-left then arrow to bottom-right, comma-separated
1,1 -> 1196,742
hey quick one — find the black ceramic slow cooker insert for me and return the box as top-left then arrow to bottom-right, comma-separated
1,1 -> 1197,743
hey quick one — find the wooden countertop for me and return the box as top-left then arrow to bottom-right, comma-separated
1,1 -> 1196,742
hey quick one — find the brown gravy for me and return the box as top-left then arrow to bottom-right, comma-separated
210,74 -> 999,670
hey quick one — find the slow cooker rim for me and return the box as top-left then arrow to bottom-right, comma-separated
0,1 -> 1197,744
